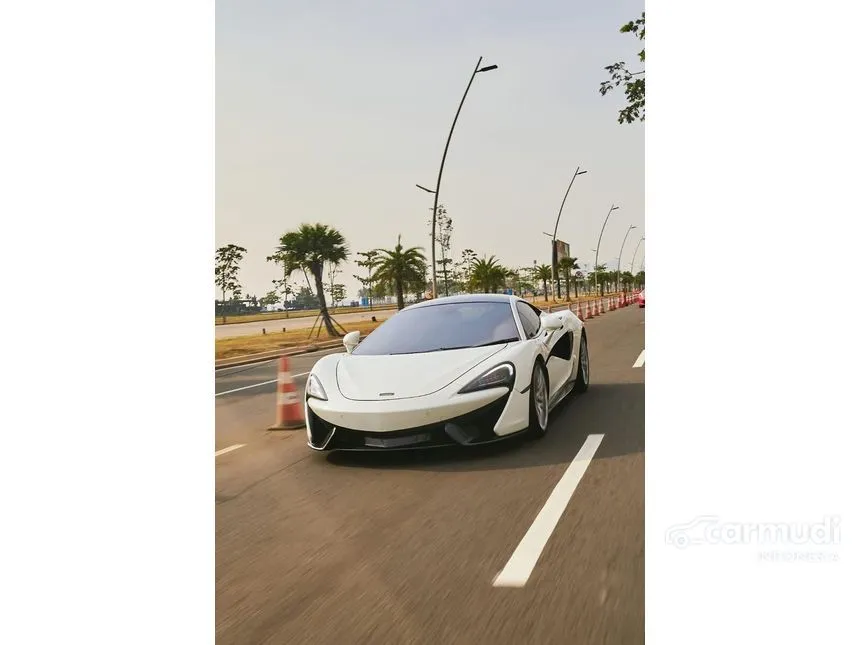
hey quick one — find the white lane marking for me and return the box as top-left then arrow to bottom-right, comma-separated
215,444 -> 246,457
215,371 -> 309,397
493,433 -> 605,588
633,349 -> 645,368
215,347 -> 345,372
215,358 -> 279,374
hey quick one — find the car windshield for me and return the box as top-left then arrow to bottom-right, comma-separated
352,301 -> 521,356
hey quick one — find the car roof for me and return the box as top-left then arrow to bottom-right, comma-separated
404,293 -> 520,311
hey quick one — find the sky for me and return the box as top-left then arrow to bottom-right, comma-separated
216,0 -> 644,301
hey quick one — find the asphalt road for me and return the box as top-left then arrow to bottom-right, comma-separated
216,304 -> 645,644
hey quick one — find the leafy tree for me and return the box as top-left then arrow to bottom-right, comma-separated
407,259 -> 429,302
534,263 -> 553,301
279,223 -> 349,337
354,250 -> 379,309
599,12 -> 645,124
326,261 -> 343,303
558,256 -> 581,301
593,263 -> 610,296
635,270 -> 645,289
456,248 -> 478,293
329,283 -> 346,307
270,277 -> 293,315
260,290 -> 280,307
293,286 -> 320,310
371,235 -> 427,310
514,267 -> 535,297
430,205 -> 454,296
267,248 -> 303,317
215,244 -> 247,323
619,271 -> 635,291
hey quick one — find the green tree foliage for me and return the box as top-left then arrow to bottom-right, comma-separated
534,263 -> 553,301
279,223 -> 349,337
260,290 -> 280,307
371,235 -> 427,310
558,256 -> 581,300
215,244 -> 247,323
470,256 -> 508,294
353,250 -> 379,309
293,286 -> 320,310
599,12 -> 645,124
456,248 -> 478,293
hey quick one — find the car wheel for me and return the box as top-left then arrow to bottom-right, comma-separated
574,335 -> 590,393
527,362 -> 550,439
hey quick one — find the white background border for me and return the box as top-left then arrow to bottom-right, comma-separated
1,1 -> 858,642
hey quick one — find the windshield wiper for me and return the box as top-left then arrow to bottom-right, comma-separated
433,338 -> 520,352
386,338 -> 519,355
471,337 -> 520,347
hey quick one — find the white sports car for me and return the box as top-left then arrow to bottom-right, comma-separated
304,294 -> 589,451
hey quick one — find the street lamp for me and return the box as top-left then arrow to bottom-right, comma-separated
545,166 -> 588,298
427,57 -> 498,299
549,166 -> 587,299
594,204 -> 619,295
630,236 -> 644,273
617,224 -> 637,293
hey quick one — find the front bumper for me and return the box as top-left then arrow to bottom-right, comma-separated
306,393 -> 517,451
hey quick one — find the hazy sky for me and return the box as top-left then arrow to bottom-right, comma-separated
216,0 -> 644,301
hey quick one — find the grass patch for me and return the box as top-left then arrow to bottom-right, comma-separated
215,304 -> 396,326
215,320 -> 384,360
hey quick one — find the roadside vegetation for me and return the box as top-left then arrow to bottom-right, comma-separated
216,205 -> 644,341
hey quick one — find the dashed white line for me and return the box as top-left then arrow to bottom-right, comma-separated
215,444 -> 246,457
492,433 -> 605,588
215,371 -> 309,397
633,349 -> 645,368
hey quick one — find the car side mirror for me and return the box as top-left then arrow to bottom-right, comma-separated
541,315 -> 564,331
343,330 -> 360,353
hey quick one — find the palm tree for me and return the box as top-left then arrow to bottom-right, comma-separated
557,256 -> 581,301
371,235 -> 427,310
534,263 -> 553,301
279,223 -> 349,337
593,263 -> 609,296
470,256 -> 507,293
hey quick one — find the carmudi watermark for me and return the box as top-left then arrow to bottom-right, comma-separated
665,515 -> 840,562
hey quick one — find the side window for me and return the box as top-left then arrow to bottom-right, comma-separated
516,301 -> 542,338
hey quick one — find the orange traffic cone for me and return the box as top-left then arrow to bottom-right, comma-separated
268,356 -> 305,430
576,302 -> 583,319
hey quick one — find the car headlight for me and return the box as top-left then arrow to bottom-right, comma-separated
305,373 -> 328,401
458,363 -> 515,394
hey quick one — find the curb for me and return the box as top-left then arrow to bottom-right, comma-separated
215,339 -> 344,370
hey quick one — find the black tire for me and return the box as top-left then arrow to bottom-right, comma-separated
573,335 -> 590,393
527,361 -> 550,439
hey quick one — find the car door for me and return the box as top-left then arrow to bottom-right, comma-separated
516,301 -> 567,399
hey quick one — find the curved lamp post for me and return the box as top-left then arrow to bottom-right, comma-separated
549,166 -> 587,298
427,57 -> 498,298
594,204 -> 619,294
617,224 -> 637,292
630,236 -> 644,273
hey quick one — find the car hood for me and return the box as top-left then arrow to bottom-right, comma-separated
335,345 -> 509,401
